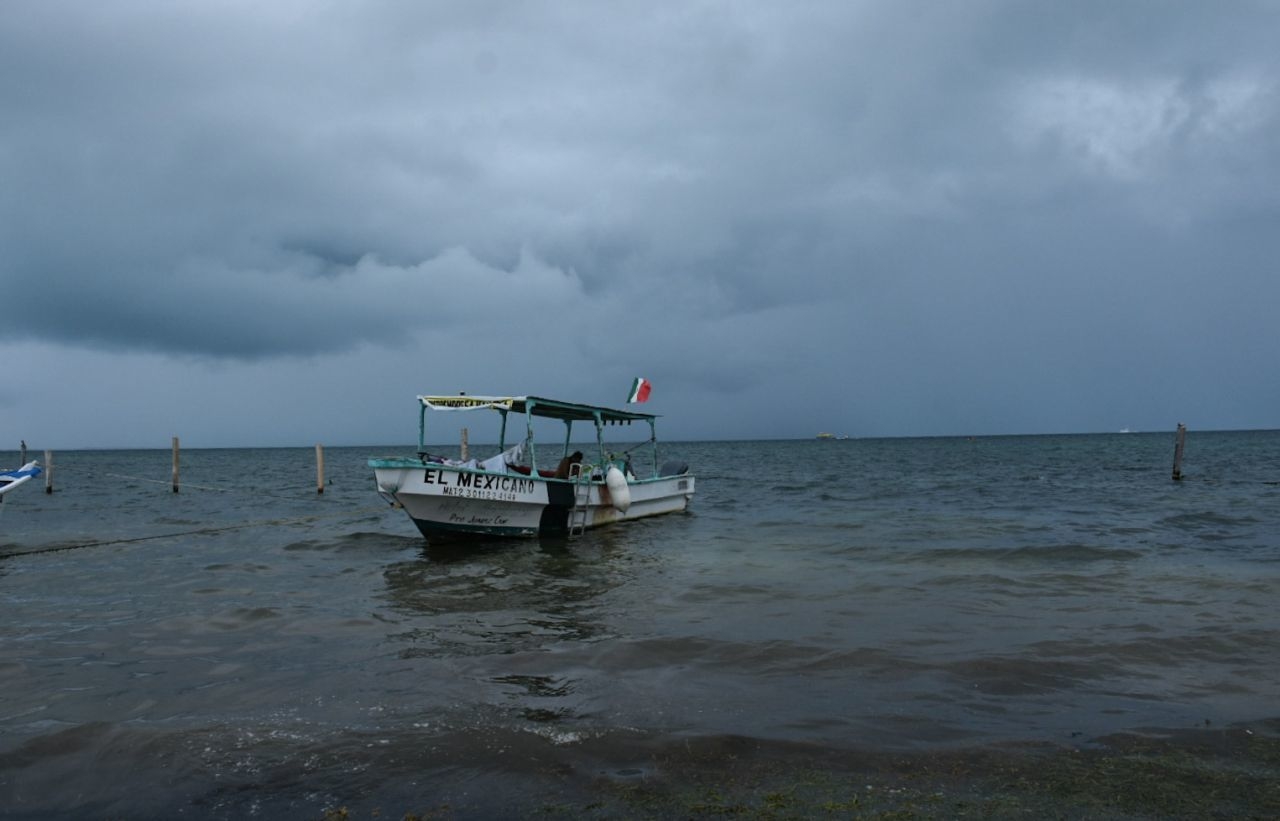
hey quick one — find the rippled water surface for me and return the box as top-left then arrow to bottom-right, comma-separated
2,432 -> 1279,816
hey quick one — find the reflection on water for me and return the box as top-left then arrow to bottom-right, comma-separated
378,531 -> 645,739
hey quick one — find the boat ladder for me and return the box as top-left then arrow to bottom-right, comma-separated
567,462 -> 591,537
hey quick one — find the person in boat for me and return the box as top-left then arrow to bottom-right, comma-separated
553,451 -> 584,479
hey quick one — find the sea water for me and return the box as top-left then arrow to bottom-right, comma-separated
1,432 -> 1278,816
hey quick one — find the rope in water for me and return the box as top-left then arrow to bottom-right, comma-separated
1,503 -> 393,559
100,471 -> 368,504
2,466 -> 396,559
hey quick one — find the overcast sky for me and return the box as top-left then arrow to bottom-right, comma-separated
3,1 -> 1278,449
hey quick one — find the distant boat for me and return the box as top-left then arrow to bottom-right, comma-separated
370,395 -> 695,539
1119,428 -> 1137,434
817,433 -> 850,440
0,460 -> 41,498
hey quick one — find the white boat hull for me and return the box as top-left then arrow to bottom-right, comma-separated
0,461 -> 40,497
371,459 -> 694,538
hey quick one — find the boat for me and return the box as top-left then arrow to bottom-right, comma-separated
369,395 -> 695,539
0,460 -> 41,499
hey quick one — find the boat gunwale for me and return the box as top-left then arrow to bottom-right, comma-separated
367,457 -> 686,485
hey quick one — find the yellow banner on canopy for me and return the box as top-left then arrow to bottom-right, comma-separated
420,396 -> 517,410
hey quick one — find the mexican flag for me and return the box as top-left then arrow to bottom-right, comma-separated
626,377 -> 652,404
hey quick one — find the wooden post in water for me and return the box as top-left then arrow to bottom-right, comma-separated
172,436 -> 180,493
315,444 -> 326,494
460,427 -> 469,461
44,450 -> 53,494
1172,423 -> 1187,481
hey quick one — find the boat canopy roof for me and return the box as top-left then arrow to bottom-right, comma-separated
419,395 -> 657,425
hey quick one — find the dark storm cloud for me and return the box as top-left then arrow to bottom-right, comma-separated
3,1 -> 1279,439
